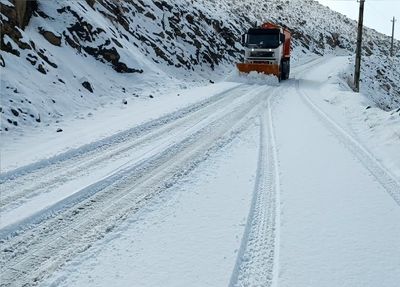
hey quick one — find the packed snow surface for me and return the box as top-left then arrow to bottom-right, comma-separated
1,55 -> 399,287
42,122 -> 260,287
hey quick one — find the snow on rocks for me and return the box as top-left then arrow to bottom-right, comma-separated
0,0 -> 243,133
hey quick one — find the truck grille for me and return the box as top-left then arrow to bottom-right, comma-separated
250,51 -> 274,58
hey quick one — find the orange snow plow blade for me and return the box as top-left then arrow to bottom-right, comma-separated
236,63 -> 280,77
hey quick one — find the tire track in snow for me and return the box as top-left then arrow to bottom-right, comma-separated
296,81 -> 400,206
0,85 -> 250,215
0,86 -> 269,287
229,89 -> 281,287
0,86 -> 263,238
0,85 -> 244,181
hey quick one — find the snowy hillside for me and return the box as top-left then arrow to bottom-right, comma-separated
1,0 -> 399,133
0,0 -> 243,133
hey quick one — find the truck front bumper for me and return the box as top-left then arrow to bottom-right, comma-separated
236,63 -> 280,77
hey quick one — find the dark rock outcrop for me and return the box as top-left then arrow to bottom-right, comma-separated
39,28 -> 62,46
82,81 -> 94,93
0,0 -> 35,55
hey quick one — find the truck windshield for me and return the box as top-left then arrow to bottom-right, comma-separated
247,31 -> 280,48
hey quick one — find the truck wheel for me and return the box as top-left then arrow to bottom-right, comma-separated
280,61 -> 285,81
279,66 -> 285,81
280,71 -> 285,81
281,59 -> 290,80
285,59 -> 290,80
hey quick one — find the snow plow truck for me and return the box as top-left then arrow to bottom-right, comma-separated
237,22 -> 291,81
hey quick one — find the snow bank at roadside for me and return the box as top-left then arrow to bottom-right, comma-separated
304,56 -> 400,178
319,86 -> 400,178
342,55 -> 400,110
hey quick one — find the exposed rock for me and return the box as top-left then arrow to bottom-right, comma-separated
115,62 -> 143,73
326,32 -> 340,48
26,53 -> 38,65
37,51 -> 57,68
86,0 -> 96,8
1,0 -> 34,56
39,28 -> 62,46
11,108 -> 19,117
83,45 -> 143,73
1,39 -> 21,56
37,64 -> 46,74
82,81 -> 94,93
0,54 -> 5,67
14,0 -> 38,29
144,11 -> 156,21
186,14 -> 194,25
101,47 -> 119,62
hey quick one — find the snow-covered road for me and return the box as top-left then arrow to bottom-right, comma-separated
275,82 -> 400,287
1,56 -> 399,287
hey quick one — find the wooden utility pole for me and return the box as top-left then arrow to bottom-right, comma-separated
390,17 -> 396,57
354,0 -> 365,93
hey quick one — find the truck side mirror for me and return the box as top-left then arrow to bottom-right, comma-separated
241,34 -> 246,45
280,33 -> 285,44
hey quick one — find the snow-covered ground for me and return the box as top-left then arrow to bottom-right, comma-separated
1,82 -> 240,172
276,58 -> 400,287
1,55 -> 399,287
2,0 -> 400,285
41,119 -> 260,287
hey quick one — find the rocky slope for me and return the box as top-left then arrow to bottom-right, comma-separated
1,0 -> 399,132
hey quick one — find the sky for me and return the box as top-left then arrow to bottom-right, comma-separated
316,0 -> 399,40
